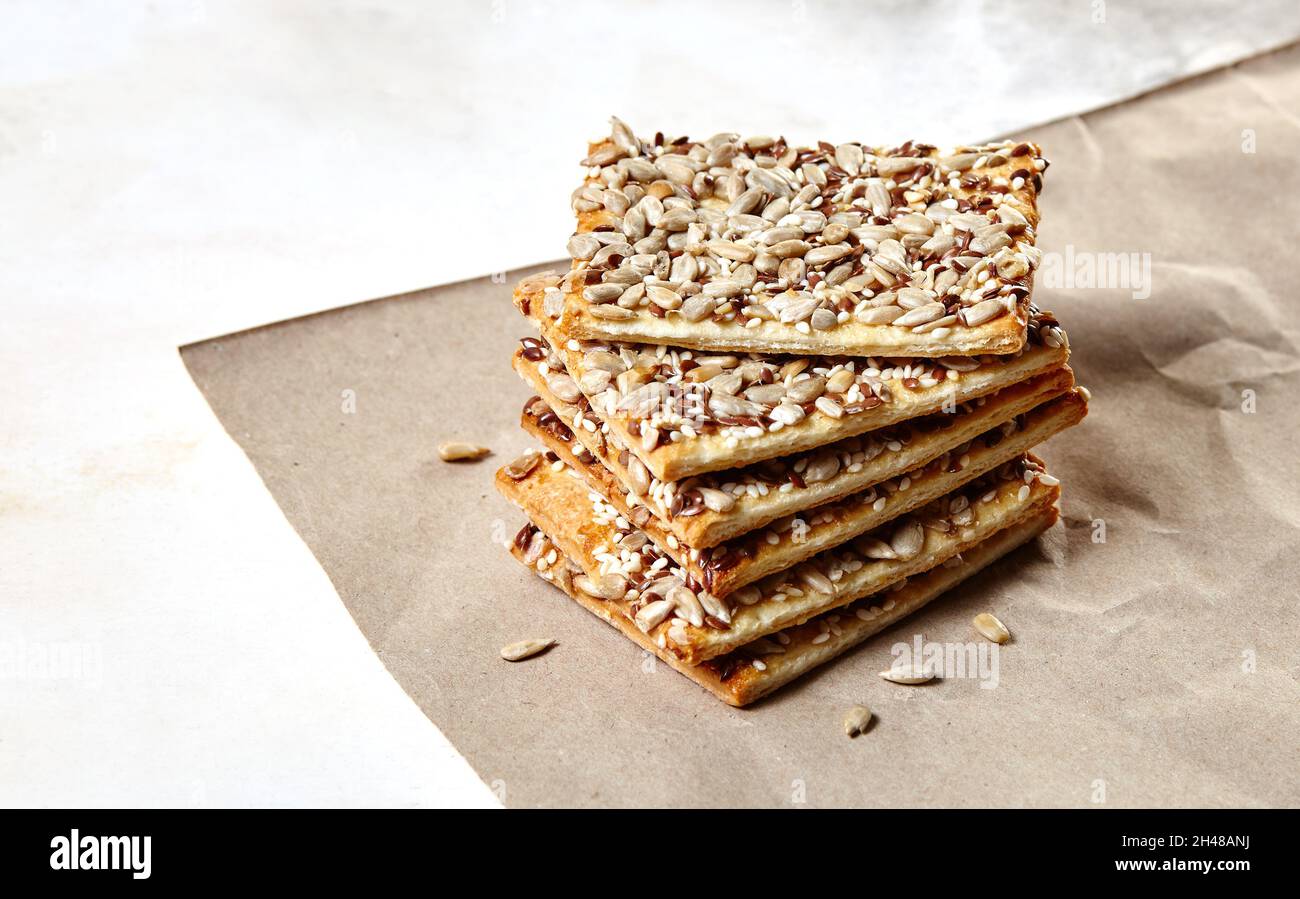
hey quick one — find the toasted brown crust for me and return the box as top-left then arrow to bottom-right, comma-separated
522,388 -> 1086,597
495,451 -> 1060,664
515,272 -> 1069,482
515,348 -> 1077,547
512,505 -> 1059,706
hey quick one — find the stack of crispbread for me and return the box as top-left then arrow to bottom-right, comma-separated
495,118 -> 1087,706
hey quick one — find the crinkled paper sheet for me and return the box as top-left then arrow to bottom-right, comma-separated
183,47 -> 1300,807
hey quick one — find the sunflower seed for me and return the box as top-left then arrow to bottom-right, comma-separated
583,349 -> 625,374
798,566 -> 835,595
588,303 -> 636,321
864,179 -> 892,217
809,308 -> 839,330
575,573 -> 626,600
503,452 -> 541,480
545,373 -> 581,404
583,144 -> 625,167
912,313 -> 957,333
973,612 -> 1011,644
709,392 -> 765,418
821,221 -> 849,243
879,665 -> 933,684
625,455 -> 651,495
707,240 -> 756,262
668,585 -> 705,627
640,424 -> 659,451
889,520 -> 925,560
875,155 -> 922,175
766,239 -> 811,259
785,375 -> 827,403
646,285 -> 683,310
521,529 -> 549,564
805,244 -> 852,266
590,243 -> 632,268
583,283 -> 623,303
770,403 -> 805,425
777,257 -> 806,285
779,297 -> 818,323
726,187 -> 764,217
814,396 -> 843,418
748,165 -> 792,197
803,451 -> 841,482
921,234 -> 957,259
500,638 -> 556,662
858,537 -> 897,560
697,487 -> 736,513
894,213 -> 935,236
996,254 -> 1030,280
800,161 -> 827,187
893,303 -> 947,328
856,305 -> 904,325
438,441 -> 490,462
825,369 -> 856,394
843,705 -> 873,737
703,279 -> 745,299
937,354 -> 981,372
834,143 -> 864,175
941,152 -> 980,171
568,233 -> 601,260
635,598 -> 675,632
658,208 -> 697,231
895,287 -> 933,310
960,298 -> 1008,327
744,383 -> 786,405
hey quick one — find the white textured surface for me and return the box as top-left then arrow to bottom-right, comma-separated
3,0 -> 1296,807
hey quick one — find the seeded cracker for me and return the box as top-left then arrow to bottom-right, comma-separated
522,388 -> 1085,597
516,339 -> 1081,548
558,118 -> 1049,358
496,451 -> 1060,665
509,504 -> 1058,706
515,272 -> 1070,482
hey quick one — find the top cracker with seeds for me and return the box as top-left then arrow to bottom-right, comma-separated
559,117 -> 1050,358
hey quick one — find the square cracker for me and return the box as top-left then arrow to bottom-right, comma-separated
498,450 -> 1060,665
511,503 -> 1058,707
560,119 -> 1050,358
522,388 -> 1086,598
516,272 -> 1070,482
516,340 -> 1076,547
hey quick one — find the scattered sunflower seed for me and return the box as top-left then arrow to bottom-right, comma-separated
438,441 -> 490,462
973,612 -> 1011,644
879,665 -> 934,685
500,638 -> 556,662
843,705 -> 873,737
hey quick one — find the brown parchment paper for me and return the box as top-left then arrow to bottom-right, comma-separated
182,46 -> 1300,808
